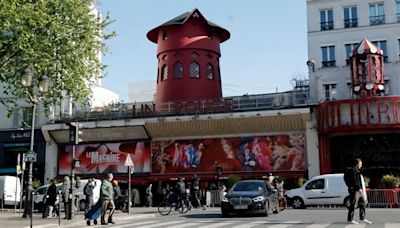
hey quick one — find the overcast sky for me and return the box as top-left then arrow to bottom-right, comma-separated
98,0 -> 308,102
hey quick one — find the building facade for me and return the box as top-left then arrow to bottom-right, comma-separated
307,0 -> 400,186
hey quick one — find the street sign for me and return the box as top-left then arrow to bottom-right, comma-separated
124,154 -> 134,167
24,151 -> 37,163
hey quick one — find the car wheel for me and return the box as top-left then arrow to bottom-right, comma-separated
344,196 -> 351,209
292,197 -> 305,209
221,209 -> 230,217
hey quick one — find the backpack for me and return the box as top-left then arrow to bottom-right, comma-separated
343,168 -> 352,187
84,183 -> 92,196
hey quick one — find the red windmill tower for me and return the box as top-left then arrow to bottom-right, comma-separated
147,9 -> 230,111
350,39 -> 385,97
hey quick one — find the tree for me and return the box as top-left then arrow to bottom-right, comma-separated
0,0 -> 115,112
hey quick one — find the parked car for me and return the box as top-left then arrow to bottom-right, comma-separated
285,173 -> 350,209
220,180 -> 278,217
0,175 -> 21,206
33,179 -> 101,212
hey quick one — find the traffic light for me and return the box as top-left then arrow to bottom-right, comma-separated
66,121 -> 82,144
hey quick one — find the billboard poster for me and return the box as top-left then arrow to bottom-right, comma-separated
152,134 -> 305,174
59,142 -> 151,175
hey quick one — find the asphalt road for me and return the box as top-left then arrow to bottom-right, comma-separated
0,207 -> 399,227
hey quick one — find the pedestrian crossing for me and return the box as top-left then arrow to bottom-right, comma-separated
25,219 -> 400,228
102,220 -> 400,228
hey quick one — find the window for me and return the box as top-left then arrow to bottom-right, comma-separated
397,1 -> 400,22
320,9 -> 333,30
173,62 -> 183,79
345,43 -> 358,65
161,64 -> 168,81
344,6 -> 357,28
347,82 -> 355,98
399,39 -> 400,58
206,64 -> 214,80
191,52 -> 199,58
305,179 -> 325,190
162,31 -> 168,40
372,40 -> 387,62
190,62 -> 200,78
384,80 -> 389,96
20,107 -> 33,128
324,84 -> 337,101
370,3 -> 385,25
321,46 -> 335,67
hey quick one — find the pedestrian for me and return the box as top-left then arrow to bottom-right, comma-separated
83,178 -> 96,213
192,174 -> 201,207
344,158 -> 372,224
265,172 -> 279,214
100,173 -> 115,225
146,184 -> 153,207
73,176 -> 81,213
43,179 -> 57,218
61,176 -> 71,219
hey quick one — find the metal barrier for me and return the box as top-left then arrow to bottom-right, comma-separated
206,190 -> 221,207
367,189 -> 398,208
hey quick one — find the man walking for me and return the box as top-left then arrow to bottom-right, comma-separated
61,176 -> 71,219
100,173 -> 115,225
344,158 -> 372,224
43,179 -> 57,218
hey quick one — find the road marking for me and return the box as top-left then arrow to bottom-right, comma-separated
198,222 -> 234,228
231,221 -> 259,228
23,224 -> 58,228
114,220 -> 159,227
385,223 -> 400,228
344,224 -> 366,228
137,220 -> 185,228
167,222 -> 202,228
305,223 -> 332,228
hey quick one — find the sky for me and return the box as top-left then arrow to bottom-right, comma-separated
97,0 -> 308,102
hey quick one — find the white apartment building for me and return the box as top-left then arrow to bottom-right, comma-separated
307,0 -> 400,103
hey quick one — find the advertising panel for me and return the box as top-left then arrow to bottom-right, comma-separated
152,134 -> 305,174
59,142 -> 150,175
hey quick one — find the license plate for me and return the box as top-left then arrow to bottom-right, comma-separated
234,205 -> 248,209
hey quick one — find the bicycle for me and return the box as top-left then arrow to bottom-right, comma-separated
158,191 -> 190,216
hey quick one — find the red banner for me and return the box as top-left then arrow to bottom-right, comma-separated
59,142 -> 151,175
152,134 -> 305,174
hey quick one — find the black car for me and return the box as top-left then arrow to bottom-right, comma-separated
221,180 -> 277,217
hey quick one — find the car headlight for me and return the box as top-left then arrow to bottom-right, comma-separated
253,196 -> 265,202
221,197 -> 229,202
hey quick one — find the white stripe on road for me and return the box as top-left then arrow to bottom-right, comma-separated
265,221 -> 302,228
24,224 -> 58,228
231,221 -> 260,228
138,220 -> 185,228
344,224 -> 366,228
198,222 -> 234,228
305,223 -> 332,228
114,220 -> 159,228
385,224 -> 400,228
167,222 -> 202,228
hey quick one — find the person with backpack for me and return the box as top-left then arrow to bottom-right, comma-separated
344,158 -> 372,225
84,178 -> 97,213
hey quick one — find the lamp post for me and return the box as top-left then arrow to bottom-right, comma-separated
66,121 -> 81,219
21,68 -> 49,227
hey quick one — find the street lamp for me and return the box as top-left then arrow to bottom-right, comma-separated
21,68 -> 49,227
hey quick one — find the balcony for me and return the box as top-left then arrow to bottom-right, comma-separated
370,15 -> 385,25
322,61 -> 336,67
344,18 -> 358,28
54,91 -> 310,122
317,96 -> 400,134
320,21 -> 334,31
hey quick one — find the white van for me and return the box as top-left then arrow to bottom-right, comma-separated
0,175 -> 21,206
285,173 -> 349,209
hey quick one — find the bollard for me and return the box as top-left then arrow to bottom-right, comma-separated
30,191 -> 34,228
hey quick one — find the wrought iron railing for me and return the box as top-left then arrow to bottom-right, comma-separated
344,18 -> 358,28
320,21 -> 334,31
54,90 -> 310,122
370,15 -> 385,25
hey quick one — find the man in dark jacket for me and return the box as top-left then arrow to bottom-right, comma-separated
43,179 -> 57,218
84,178 -> 96,213
345,158 -> 372,224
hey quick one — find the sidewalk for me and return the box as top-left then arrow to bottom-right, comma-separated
0,207 -> 158,227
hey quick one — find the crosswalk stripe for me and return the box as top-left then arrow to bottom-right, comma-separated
231,221 -> 259,228
305,223 -> 332,228
385,223 -> 400,228
167,222 -> 202,228
198,222 -> 234,228
24,224 -> 58,228
113,220 -> 159,228
344,224 -> 366,228
138,220 -> 185,228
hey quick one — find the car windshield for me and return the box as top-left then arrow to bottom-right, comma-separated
233,182 -> 264,192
